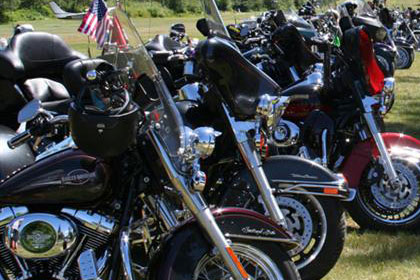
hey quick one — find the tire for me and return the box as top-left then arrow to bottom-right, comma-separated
376,54 -> 394,77
223,192 -> 345,280
155,225 -> 301,280
346,157 -> 420,231
277,195 -> 346,280
396,46 -> 411,69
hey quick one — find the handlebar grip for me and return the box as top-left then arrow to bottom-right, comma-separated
7,130 -> 33,149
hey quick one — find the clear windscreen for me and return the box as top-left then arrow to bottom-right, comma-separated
353,0 -> 376,17
338,0 -> 376,17
101,8 -> 186,169
285,9 -> 315,27
201,0 -> 231,39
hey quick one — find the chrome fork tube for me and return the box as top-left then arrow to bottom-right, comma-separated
148,130 -> 247,280
364,112 -> 401,187
222,105 -> 287,227
237,140 -> 287,227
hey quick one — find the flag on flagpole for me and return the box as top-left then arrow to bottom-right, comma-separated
78,0 -> 112,48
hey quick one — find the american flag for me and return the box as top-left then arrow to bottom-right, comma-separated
78,0 -> 112,47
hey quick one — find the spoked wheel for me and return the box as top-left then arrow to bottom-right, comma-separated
275,194 -> 345,280
193,243 -> 300,280
396,47 -> 411,69
347,158 -> 420,231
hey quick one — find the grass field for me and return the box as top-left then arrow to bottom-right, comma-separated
2,8 -> 420,280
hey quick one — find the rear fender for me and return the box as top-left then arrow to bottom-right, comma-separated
341,133 -> 420,188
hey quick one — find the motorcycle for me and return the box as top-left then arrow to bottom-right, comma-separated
0,8 -> 301,280
142,1 -> 353,280
0,25 -> 85,130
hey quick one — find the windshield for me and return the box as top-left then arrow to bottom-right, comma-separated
201,0 -> 231,39
339,0 -> 376,17
285,9 -> 315,27
102,8 -> 187,169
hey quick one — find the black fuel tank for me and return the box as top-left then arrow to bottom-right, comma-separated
0,149 -> 111,206
196,37 -> 280,119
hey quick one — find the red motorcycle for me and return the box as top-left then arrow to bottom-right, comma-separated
266,18 -> 420,231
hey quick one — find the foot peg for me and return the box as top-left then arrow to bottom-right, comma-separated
78,249 -> 100,280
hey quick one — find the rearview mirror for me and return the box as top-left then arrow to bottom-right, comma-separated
18,99 -> 42,124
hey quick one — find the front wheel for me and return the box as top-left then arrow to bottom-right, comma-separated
346,158 -> 420,231
396,46 -> 412,69
276,195 -> 345,280
153,225 -> 300,280
193,242 -> 300,280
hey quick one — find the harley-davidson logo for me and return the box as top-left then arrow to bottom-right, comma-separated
291,173 -> 318,180
61,169 -> 96,185
241,227 -> 276,236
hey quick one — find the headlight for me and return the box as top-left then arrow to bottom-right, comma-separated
383,77 -> 395,95
376,27 -> 387,41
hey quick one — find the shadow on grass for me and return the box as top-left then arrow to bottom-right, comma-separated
342,230 -> 420,267
397,76 -> 420,84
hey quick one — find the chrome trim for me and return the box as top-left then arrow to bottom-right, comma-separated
271,120 -> 300,147
321,129 -> 328,167
148,196 -> 179,230
36,137 -> 77,161
78,249 -> 100,280
364,112 -> 401,188
5,213 -> 78,259
13,255 -> 31,280
0,206 -> 29,227
224,233 -> 299,246
120,230 -> 134,280
61,209 -> 115,235
148,129 -> 247,279
383,77 -> 395,95
55,235 -> 87,280
183,61 -> 195,76
223,104 -> 287,227
179,83 -> 204,102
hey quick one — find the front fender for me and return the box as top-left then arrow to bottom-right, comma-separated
341,133 -> 420,188
222,155 -> 351,203
147,208 -> 297,279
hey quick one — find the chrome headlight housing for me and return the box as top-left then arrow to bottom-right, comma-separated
183,127 -> 221,162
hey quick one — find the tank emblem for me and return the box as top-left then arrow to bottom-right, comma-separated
62,169 -> 96,185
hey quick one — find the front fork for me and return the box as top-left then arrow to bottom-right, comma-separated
148,130 -> 249,280
223,105 -> 288,228
362,97 -> 402,189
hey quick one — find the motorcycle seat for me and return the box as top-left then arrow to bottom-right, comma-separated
0,49 -> 25,81
23,78 -> 70,102
6,32 -> 86,81
146,34 -> 182,52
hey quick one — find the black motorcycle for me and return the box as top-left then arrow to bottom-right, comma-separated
0,8 -> 301,280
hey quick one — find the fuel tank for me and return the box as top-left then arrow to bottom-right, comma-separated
0,149 -> 111,206
281,73 -> 329,121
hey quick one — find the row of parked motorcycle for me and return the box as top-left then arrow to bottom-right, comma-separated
0,0 -> 418,279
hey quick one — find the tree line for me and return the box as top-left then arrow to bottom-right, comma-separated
0,0 -> 337,23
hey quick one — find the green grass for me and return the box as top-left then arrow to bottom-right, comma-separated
2,10 -> 420,280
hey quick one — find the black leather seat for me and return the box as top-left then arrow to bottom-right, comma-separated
8,32 -> 86,80
0,50 -> 25,81
146,34 -> 182,52
23,78 -> 70,102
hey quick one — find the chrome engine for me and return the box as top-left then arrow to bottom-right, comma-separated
0,207 -> 116,280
